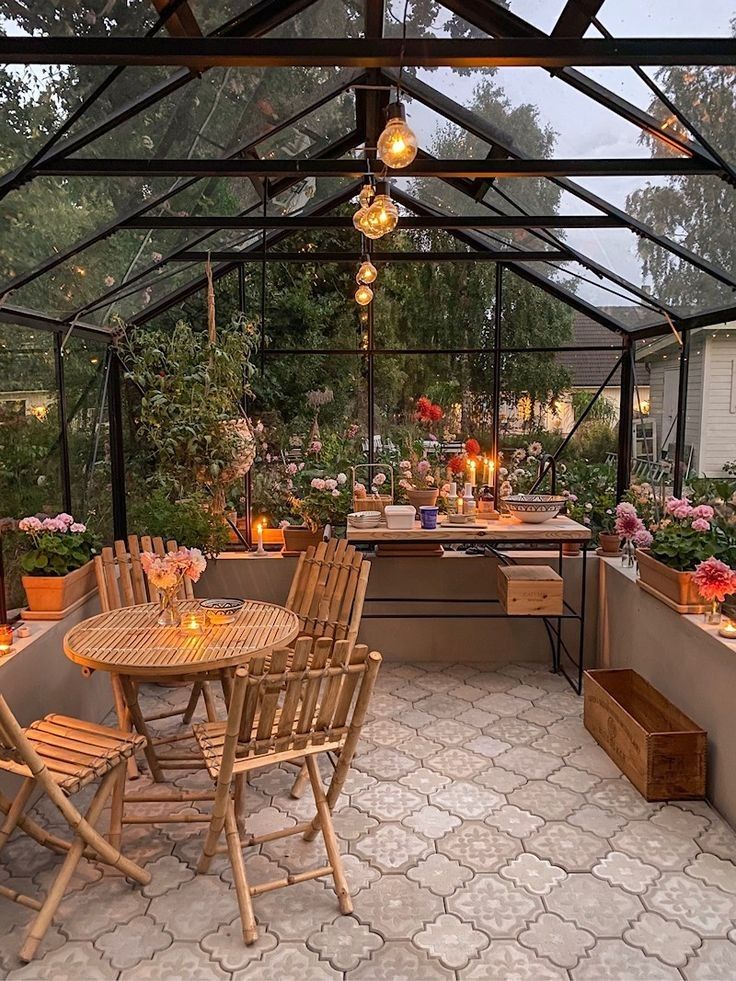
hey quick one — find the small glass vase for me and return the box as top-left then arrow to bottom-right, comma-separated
157,585 -> 181,627
704,599 -> 722,626
621,538 -> 636,568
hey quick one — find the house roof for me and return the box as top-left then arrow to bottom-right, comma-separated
557,312 -> 623,388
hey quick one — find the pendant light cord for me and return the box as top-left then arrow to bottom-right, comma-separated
397,0 -> 410,101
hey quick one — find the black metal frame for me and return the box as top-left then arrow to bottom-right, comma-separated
2,0 -> 734,623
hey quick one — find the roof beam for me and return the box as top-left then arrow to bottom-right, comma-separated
552,0 -> 605,38
39,158 -> 720,179
0,305 -> 110,341
119,214 -> 623,230
170,250 -> 568,262
1,36 -> 733,68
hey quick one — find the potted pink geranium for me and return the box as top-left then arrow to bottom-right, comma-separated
19,513 -> 98,617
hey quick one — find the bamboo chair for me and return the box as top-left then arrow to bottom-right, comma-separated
193,636 -> 381,944
285,538 -> 371,798
0,695 -> 150,962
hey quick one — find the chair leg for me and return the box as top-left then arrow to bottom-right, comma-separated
19,771 -> 116,962
224,800 -> 258,944
290,761 -> 310,799
108,763 -> 125,850
181,681 -> 204,725
119,675 -> 164,782
197,787 -> 229,875
0,778 -> 34,852
202,682 -> 218,722
305,755 -> 352,915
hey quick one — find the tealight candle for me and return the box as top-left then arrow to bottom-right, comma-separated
180,611 -> 205,635
0,624 -> 13,653
718,619 -> 736,640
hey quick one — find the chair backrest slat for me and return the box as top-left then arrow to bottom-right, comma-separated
286,540 -> 369,647
94,535 -> 196,611
127,535 -> 150,603
225,637 -> 381,763
114,539 -> 136,606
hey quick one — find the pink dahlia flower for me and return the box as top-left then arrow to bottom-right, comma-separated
693,557 -> 736,603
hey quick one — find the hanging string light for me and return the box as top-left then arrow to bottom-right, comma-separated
377,0 -> 417,169
356,257 -> 378,285
361,181 -> 399,239
355,283 -> 374,305
377,102 -> 417,169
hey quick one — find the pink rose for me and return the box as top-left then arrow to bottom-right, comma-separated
691,518 -> 711,532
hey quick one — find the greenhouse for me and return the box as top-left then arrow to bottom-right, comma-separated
1,1 -> 736,978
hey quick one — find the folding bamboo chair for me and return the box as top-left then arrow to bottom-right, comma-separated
193,636 -> 381,944
285,539 -> 371,798
0,696 -> 150,962
95,535 -> 217,778
285,538 -> 370,649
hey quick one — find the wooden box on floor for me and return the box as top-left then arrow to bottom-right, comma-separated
584,668 -> 706,801
497,565 -> 563,616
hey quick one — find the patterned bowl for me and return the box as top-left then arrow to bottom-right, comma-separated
201,597 -> 244,624
503,494 -> 566,524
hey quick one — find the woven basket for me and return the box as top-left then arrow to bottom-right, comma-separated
353,493 -> 391,516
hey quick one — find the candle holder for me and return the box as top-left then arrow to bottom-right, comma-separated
0,623 -> 13,654
718,618 -> 736,640
179,610 -> 206,636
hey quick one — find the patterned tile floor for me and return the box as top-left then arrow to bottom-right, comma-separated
3,660 -> 736,980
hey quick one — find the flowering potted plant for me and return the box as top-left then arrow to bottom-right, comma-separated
140,547 -> 206,626
397,457 -> 440,509
285,472 -> 350,552
636,497 -> 723,610
18,513 -> 99,617
692,557 -> 736,625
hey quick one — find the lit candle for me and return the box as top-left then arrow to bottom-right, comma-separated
0,624 -> 13,654
180,612 -> 204,635
457,496 -> 463,514
718,619 -> 736,640
468,461 -> 476,487
256,520 -> 266,554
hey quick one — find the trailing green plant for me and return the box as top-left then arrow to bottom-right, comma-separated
121,314 -> 259,511
17,513 -> 98,577
128,488 -> 230,558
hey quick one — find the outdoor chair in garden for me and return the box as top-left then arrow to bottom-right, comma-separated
284,537 -> 371,797
0,695 -> 150,962
95,536 -> 217,777
193,635 -> 381,944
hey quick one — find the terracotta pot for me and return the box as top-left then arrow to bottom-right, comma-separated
562,542 -> 582,557
636,549 -> 704,608
282,525 -> 324,553
406,488 -> 439,510
22,560 -> 96,615
598,532 -> 621,554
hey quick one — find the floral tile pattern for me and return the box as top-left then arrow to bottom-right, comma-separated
2,660 -> 736,981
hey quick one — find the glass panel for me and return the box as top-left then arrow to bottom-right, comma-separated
63,337 -> 112,538
504,1 -> 567,34
0,324 -> 61,611
250,354 -> 367,527
385,0 -> 481,38
501,270 -> 578,350
1,2 -> 157,36
374,353 -> 493,453
595,1 -> 735,37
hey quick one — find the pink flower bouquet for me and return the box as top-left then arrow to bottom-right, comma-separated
141,547 -> 206,625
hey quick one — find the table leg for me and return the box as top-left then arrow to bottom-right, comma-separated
119,675 -> 165,783
111,674 -> 140,781
219,669 -> 232,708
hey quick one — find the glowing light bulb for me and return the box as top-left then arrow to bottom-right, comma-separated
352,206 -> 368,231
377,102 -> 418,169
355,283 -> 374,306
361,182 -> 399,239
356,258 -> 378,284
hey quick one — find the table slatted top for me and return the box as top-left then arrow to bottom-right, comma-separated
63,601 -> 299,677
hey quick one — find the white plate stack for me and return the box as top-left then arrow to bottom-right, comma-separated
347,510 -> 382,529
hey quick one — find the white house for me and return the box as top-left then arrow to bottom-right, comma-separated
637,324 -> 736,476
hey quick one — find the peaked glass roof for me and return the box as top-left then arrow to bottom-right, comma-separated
1,0 -> 735,340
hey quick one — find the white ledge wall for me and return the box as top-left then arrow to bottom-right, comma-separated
200,550 -> 599,667
599,559 -> 736,828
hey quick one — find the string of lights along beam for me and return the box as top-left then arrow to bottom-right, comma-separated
1,37 -> 734,68
39,158 -> 723,178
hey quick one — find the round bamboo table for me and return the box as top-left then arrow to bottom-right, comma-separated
64,600 -> 299,785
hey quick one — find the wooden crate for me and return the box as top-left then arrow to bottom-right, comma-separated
497,565 -> 563,616
584,669 -> 706,801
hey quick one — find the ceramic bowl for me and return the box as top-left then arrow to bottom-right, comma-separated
503,494 -> 566,524
201,597 -> 244,624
